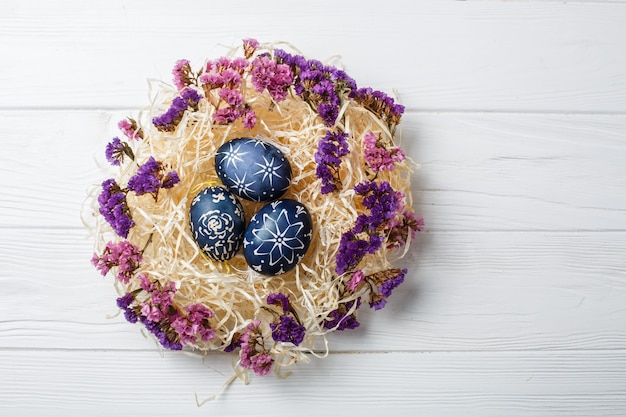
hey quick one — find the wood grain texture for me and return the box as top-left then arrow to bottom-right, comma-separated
1,0 -> 626,415
1,1 -> 626,112
1,350 -> 626,416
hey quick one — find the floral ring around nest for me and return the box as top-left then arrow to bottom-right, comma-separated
89,39 -> 424,381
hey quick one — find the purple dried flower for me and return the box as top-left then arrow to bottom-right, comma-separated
270,315 -> 306,346
140,316 -> 182,351
152,89 -> 201,132
116,293 -> 138,323
98,179 -> 134,238
105,137 -> 134,166
322,299 -> 361,331
267,293 -> 290,313
315,130 -> 349,194
127,157 -> 180,198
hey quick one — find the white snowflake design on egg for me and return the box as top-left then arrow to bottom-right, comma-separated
251,208 -> 306,267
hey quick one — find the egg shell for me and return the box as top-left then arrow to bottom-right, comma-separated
215,137 -> 292,202
189,186 -> 246,261
243,199 -> 313,276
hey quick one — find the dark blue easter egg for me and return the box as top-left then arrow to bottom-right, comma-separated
189,186 -> 246,261
243,199 -> 313,275
215,137 -> 292,202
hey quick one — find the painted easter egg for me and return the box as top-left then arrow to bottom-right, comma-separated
215,137 -> 292,202
243,199 -> 313,275
189,186 -> 246,261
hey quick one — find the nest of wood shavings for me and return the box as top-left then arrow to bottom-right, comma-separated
88,39 -> 421,382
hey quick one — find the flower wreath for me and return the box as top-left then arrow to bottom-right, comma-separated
90,39 -> 423,379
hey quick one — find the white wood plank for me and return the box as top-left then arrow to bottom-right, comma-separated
2,228 -> 625,352
1,111 -> 625,231
1,1 -> 626,112
1,350 -> 625,416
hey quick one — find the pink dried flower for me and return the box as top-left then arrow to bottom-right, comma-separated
346,270 -> 365,291
243,38 -> 259,59
250,56 -> 293,102
118,118 -> 143,141
239,320 -> 274,376
218,88 -> 243,107
91,240 -> 143,284
172,59 -> 193,90
242,108 -> 256,129
363,131 -> 406,172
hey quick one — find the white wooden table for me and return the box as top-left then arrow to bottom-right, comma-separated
1,1 -> 626,415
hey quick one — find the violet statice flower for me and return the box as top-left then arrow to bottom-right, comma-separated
270,315 -> 306,346
152,89 -> 201,132
350,87 -> 405,130
239,320 -> 274,376
116,293 -> 138,323
250,56 -> 294,102
91,240 -> 143,284
127,157 -> 180,199
379,268 -> 407,298
152,95 -> 188,132
335,230 -> 371,275
98,178 -> 134,238
322,299 -> 361,331
274,49 -> 353,126
105,137 -> 134,166
140,316 -> 182,351
118,118 -> 143,141
267,293 -> 290,313
172,59 -> 194,90
335,181 -> 405,274
315,129 -> 350,194
364,268 -> 407,310
369,293 -> 388,310
363,131 -> 406,172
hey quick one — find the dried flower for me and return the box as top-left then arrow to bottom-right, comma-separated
322,299 -> 361,331
387,209 -> 424,249
127,156 -> 180,199
346,270 -> 365,291
267,293 -> 290,313
315,129 -> 350,194
270,315 -> 306,346
351,87 -> 404,131
335,181 -> 406,274
250,55 -> 294,102
116,293 -> 138,323
172,59 -> 194,90
105,137 -> 134,166
118,118 -> 143,141
363,131 -> 406,172
242,38 -> 260,59
91,240 -> 143,284
171,303 -> 216,345
152,89 -> 201,132
98,179 -> 134,238
240,320 -> 274,376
